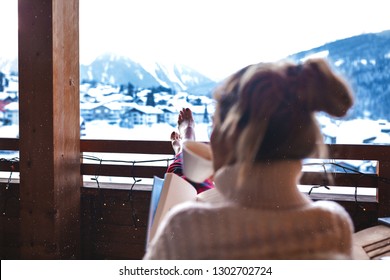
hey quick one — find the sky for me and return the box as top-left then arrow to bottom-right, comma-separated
1,0 -> 390,80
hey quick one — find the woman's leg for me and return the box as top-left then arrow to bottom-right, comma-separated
167,108 -> 214,193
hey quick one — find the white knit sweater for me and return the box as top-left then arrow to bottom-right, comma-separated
144,161 -> 354,259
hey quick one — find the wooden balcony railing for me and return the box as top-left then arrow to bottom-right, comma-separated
1,137 -> 390,259
1,138 -> 390,220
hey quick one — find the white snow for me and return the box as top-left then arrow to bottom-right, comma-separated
334,59 -> 344,67
136,60 -> 170,88
81,120 -> 211,142
336,119 -> 383,144
0,124 -> 18,138
300,50 -> 329,62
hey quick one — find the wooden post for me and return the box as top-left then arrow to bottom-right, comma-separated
378,161 -> 390,218
18,0 -> 80,259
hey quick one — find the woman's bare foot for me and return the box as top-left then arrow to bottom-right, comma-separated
170,108 -> 196,155
178,108 -> 195,141
170,131 -> 181,155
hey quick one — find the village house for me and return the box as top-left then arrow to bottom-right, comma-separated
80,101 -> 124,121
190,104 -> 213,124
120,104 -> 163,128
158,106 -> 177,126
3,101 -> 19,125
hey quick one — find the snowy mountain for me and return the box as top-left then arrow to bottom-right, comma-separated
1,30 -> 390,115
80,53 -> 217,95
287,30 -> 390,120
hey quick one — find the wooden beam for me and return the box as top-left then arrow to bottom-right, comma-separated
328,144 -> 390,161
81,163 -> 168,178
81,139 -> 174,154
0,138 -> 19,151
18,0 -> 80,259
378,161 -> 390,217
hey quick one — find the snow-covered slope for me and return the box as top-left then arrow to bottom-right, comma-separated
80,53 -> 217,94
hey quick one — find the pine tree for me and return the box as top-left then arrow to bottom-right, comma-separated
146,91 -> 156,107
127,82 -> 134,97
0,72 -> 5,92
203,104 -> 209,123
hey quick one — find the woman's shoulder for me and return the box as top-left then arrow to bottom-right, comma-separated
311,200 -> 350,214
308,200 -> 354,229
167,199 -> 351,220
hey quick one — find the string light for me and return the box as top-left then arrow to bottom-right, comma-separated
81,154 -> 175,228
1,156 -> 389,225
306,162 -> 331,195
0,157 -> 20,216
302,161 -> 390,221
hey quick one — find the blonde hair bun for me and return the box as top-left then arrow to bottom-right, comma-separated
300,58 -> 354,117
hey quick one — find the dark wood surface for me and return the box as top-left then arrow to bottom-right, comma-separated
17,0 -> 81,259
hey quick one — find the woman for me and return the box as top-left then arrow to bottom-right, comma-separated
144,58 -> 355,259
